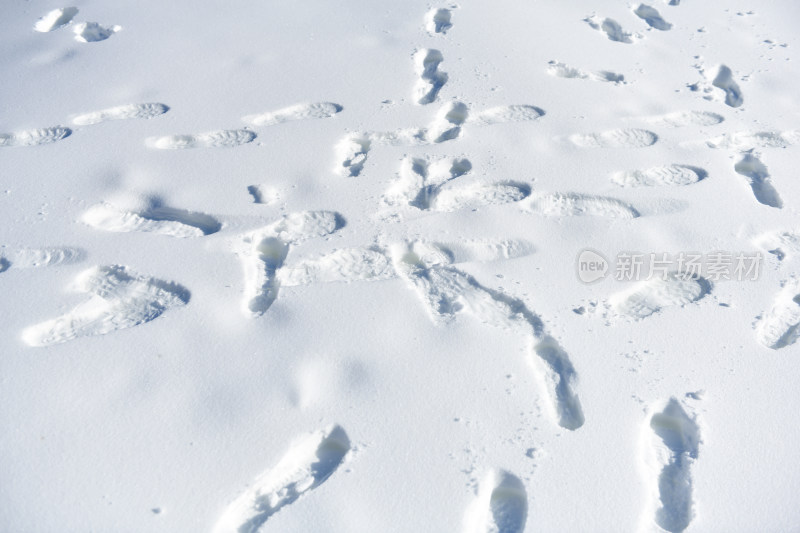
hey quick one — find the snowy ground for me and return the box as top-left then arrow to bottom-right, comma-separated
2,1 -> 800,531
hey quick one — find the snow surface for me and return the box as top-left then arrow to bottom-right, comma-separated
2,0 -> 800,531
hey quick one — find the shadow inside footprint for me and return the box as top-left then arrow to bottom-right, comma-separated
144,206 -> 222,235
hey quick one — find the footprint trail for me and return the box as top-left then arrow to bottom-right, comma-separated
392,242 -> 585,430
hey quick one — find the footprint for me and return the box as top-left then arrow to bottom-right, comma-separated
426,7 -> 453,34
279,238 -> 536,287
383,156 -> 526,212
277,247 -> 394,286
422,100 -> 468,143
569,128 -> 657,148
644,398 -> 701,533
706,130 -> 800,150
413,49 -> 448,105
237,211 -> 343,317
525,193 -> 640,218
242,102 -> 343,127
755,279 -> 800,349
6,247 -> 86,268
239,235 -> 288,317
73,22 -> 121,43
633,4 -> 672,30
734,153 -> 782,208
392,243 -> 585,430
643,110 -> 723,127
147,129 -> 256,149
433,182 -> 531,212
33,7 -> 78,32
709,64 -> 743,108
0,257 -> 10,273
468,105 -> 545,126
611,165 -> 707,187
334,102 -> 468,176
584,15 -> 634,43
463,470 -> 528,533
609,272 -> 710,320
213,425 -> 350,533
754,230 -> 800,261
334,134 -> 372,177
72,103 -> 169,126
546,61 -> 624,83
383,156 -> 472,208
22,265 -> 189,347
0,127 -> 71,147
419,239 -> 535,265
247,184 -> 280,205
82,202 -> 221,238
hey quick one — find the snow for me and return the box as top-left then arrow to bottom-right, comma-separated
2,0 -> 800,531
